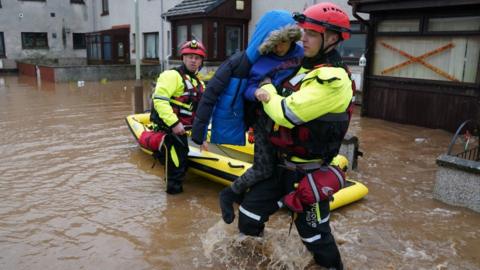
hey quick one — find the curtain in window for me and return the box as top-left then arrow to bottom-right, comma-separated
373,36 -> 480,83
176,25 -> 187,56
191,24 -> 202,42
145,33 -> 158,59
225,26 -> 241,57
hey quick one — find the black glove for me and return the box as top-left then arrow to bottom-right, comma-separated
219,186 -> 243,224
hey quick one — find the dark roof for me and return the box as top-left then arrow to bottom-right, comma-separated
348,0 -> 480,12
163,0 -> 225,18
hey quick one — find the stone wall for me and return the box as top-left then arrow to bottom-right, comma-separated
17,61 -> 162,82
434,154 -> 480,213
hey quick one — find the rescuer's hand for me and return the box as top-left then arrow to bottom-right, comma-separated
254,88 -> 271,103
172,122 -> 186,135
200,141 -> 209,152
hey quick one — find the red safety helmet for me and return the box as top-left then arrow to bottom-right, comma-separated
179,40 -> 207,58
293,2 -> 351,40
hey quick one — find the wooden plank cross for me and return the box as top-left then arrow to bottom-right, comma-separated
380,42 -> 459,82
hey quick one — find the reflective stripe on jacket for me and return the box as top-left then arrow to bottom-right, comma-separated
151,68 -> 205,128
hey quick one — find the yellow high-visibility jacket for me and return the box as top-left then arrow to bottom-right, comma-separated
261,66 -> 352,129
152,69 -> 205,127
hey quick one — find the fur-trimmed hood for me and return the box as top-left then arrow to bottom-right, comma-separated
246,10 -> 299,63
258,24 -> 302,55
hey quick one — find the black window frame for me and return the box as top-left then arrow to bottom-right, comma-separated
73,33 -> 86,49
224,24 -> 243,58
101,0 -> 109,16
70,0 -> 85,4
338,21 -> 368,64
0,32 -> 5,57
143,32 -> 159,60
21,32 -> 49,49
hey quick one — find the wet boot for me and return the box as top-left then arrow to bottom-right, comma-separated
166,180 -> 183,195
313,250 -> 343,270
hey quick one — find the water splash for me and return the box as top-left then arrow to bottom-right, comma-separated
202,220 -> 314,269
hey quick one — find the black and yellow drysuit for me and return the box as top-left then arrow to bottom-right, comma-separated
238,50 -> 352,268
150,65 -> 205,194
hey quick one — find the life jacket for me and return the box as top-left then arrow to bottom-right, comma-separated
151,66 -> 204,129
269,64 -> 353,164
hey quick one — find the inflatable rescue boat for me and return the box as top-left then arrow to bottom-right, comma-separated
126,113 -> 368,210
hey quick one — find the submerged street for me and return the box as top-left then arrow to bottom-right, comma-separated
0,75 -> 479,269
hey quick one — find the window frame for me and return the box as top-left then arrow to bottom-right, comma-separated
21,32 -> 49,49
170,18 -> 249,61
173,22 -> 205,57
224,24 -> 243,58
143,32 -> 159,60
338,21 -> 368,64
70,0 -> 85,4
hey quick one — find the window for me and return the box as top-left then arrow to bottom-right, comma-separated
70,0 -> 84,3
428,16 -> 480,32
191,24 -> 203,42
373,36 -> 480,83
377,19 -> 420,33
225,26 -> 242,57
0,32 -> 4,57
86,28 -> 129,65
21,32 -> 48,49
103,35 -> 112,61
87,34 -> 101,60
73,33 -> 86,49
176,25 -> 187,56
144,32 -> 159,59
101,0 -> 109,15
374,15 -> 480,83
338,22 -> 367,60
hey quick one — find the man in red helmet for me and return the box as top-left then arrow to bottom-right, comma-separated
150,40 -> 207,194
237,3 -> 353,269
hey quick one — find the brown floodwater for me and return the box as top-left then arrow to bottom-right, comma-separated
0,75 -> 478,270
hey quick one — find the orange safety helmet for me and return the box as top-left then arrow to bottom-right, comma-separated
293,2 -> 351,40
179,40 -> 207,58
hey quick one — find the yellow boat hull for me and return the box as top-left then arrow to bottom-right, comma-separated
126,113 -> 368,210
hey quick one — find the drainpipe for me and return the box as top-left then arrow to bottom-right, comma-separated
134,0 -> 144,113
